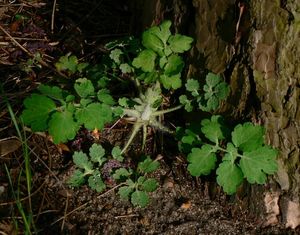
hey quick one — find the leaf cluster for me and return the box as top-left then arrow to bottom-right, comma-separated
69,145 -> 159,207
20,20 -> 279,203
180,73 -> 230,112
107,20 -> 193,90
117,156 -> 160,207
55,54 -> 88,74
68,143 -> 108,192
68,144 -> 126,191
21,67 -> 121,143
179,115 -> 278,194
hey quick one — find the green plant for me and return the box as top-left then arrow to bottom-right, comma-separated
20,20 -> 278,204
178,115 -> 278,194
108,21 -> 193,89
55,53 -> 89,74
68,144 -> 108,192
68,144 -> 159,207
22,52 -> 43,74
179,73 -> 230,112
105,20 -> 229,153
102,21 -> 194,152
118,82 -> 182,153
20,21 -> 195,148
117,156 -> 159,207
20,20 -> 229,152
20,78 -> 122,144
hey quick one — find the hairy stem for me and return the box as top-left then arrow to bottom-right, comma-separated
153,104 -> 183,116
142,125 -> 147,150
121,122 -> 143,154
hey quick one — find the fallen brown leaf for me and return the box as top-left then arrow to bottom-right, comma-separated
0,137 -> 21,157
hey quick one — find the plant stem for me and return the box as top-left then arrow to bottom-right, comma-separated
153,104 -> 183,116
214,144 -> 244,159
122,108 -> 140,118
142,125 -> 147,150
121,122 -> 143,154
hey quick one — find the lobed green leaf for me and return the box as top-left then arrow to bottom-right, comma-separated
185,79 -> 199,92
89,144 -> 106,165
48,109 -> 79,143
38,85 -> 65,101
205,72 -> 221,87
77,62 -> 89,73
201,115 -> 227,143
109,48 -> 123,64
216,161 -> 244,195
120,63 -> 133,74
76,103 -> 113,130
111,146 -> 123,162
182,134 -> 197,145
66,95 -> 75,102
74,78 -> 95,98
240,146 -> 278,184
131,190 -> 149,207
97,89 -> 115,105
55,54 -> 78,73
152,20 -> 172,45
138,156 -> 160,173
163,54 -> 184,76
21,94 -> 56,131
187,145 -> 217,176
118,97 -> 130,108
179,95 -> 193,112
199,73 -> 229,112
160,73 -> 181,90
137,176 -> 146,185
132,49 -> 157,72
118,186 -> 133,199
73,151 -> 93,172
142,28 -> 164,56
68,169 -> 86,187
159,56 -> 168,69
215,82 -> 230,100
223,143 -> 239,162
168,34 -> 193,53
141,178 -> 158,192
113,168 -> 132,180
142,71 -> 159,84
232,123 -> 265,152
88,170 -> 106,192
80,98 -> 93,107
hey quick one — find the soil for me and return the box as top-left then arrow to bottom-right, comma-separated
0,133 -> 297,234
0,1 -> 299,234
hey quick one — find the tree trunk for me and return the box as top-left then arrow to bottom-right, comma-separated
249,0 -> 300,229
135,0 -> 300,229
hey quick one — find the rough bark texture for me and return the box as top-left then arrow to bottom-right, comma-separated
135,0 -> 300,229
250,0 -> 300,228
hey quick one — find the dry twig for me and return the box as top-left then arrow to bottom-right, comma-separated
0,23 -> 68,78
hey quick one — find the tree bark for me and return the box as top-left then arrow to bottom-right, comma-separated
249,0 -> 300,229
